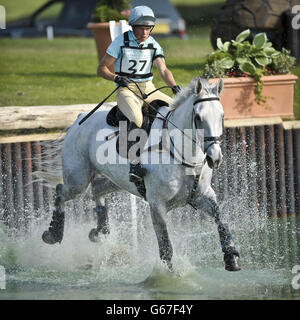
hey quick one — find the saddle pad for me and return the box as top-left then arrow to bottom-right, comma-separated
106,105 -> 128,127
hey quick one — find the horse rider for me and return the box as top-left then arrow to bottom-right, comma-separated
97,5 -> 181,183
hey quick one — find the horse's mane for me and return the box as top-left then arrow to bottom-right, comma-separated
169,77 -> 211,110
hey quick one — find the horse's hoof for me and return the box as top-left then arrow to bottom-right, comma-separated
88,228 -> 99,242
42,210 -> 64,245
42,230 -> 62,245
224,253 -> 241,271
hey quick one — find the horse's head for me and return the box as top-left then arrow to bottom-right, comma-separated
192,77 -> 224,169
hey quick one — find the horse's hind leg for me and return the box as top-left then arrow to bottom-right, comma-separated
89,176 -> 120,242
194,189 -> 241,271
42,183 -> 69,244
42,161 -> 92,244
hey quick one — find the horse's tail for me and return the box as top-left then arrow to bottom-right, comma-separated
31,130 -> 66,188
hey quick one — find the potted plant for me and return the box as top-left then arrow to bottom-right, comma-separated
87,0 -> 131,63
203,29 -> 298,119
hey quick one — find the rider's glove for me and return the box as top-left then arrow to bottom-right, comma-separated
114,75 -> 131,87
172,85 -> 182,95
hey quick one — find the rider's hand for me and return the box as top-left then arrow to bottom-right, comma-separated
114,75 -> 131,87
172,85 -> 181,95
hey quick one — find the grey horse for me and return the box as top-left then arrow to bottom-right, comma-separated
42,77 -> 241,272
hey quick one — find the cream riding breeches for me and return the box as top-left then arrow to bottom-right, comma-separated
116,81 -> 173,128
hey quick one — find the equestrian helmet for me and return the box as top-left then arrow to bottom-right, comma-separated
128,6 -> 156,27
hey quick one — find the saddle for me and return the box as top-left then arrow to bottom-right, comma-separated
106,99 -> 166,130
106,99 -> 168,156
106,99 -> 168,199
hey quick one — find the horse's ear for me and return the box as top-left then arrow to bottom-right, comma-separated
194,77 -> 202,95
213,78 -> 224,96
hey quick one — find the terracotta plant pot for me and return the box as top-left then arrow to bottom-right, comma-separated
87,22 -> 120,72
88,22 -> 113,61
211,74 -> 298,120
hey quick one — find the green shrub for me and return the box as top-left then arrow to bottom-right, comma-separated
92,0 -> 131,23
203,29 -> 296,105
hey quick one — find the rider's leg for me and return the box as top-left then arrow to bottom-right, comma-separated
127,121 -> 147,182
116,84 -> 144,128
116,85 -> 148,181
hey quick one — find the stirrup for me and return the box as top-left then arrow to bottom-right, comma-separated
129,163 -> 147,182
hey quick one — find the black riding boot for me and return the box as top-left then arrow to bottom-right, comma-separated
127,121 -> 148,182
42,210 -> 65,244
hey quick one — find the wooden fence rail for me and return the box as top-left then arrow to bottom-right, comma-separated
1,120 -> 300,230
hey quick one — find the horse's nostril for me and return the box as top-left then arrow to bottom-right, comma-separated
213,160 -> 220,169
206,155 -> 214,169
206,156 -> 220,169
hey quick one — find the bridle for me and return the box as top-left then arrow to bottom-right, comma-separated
186,96 -> 223,207
193,96 -> 223,154
160,95 -> 223,168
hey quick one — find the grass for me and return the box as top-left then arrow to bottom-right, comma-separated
1,36 -> 299,119
0,0 -> 299,119
1,0 -> 46,21
0,36 -> 212,106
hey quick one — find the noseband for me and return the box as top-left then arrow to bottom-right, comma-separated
193,96 -> 223,153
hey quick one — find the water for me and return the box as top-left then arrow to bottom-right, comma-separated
0,192 -> 299,300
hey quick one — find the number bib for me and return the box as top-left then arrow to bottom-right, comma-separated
117,32 -> 156,79
120,47 -> 156,78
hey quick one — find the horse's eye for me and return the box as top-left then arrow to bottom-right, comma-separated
195,114 -> 201,122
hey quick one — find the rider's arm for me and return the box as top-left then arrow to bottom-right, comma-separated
97,53 -> 117,81
155,57 -> 177,87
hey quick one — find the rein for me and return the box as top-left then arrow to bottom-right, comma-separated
104,82 -> 223,206
161,96 -> 223,167
125,83 -> 194,143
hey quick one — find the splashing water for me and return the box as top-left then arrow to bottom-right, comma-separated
0,188 -> 299,300
0,136 -> 299,299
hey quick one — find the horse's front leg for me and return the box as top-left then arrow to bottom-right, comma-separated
149,201 -> 173,271
214,205 -> 241,271
193,190 -> 241,271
